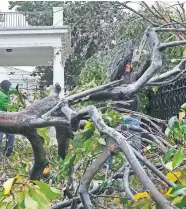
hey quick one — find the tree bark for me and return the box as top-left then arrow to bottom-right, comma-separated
23,129 -> 49,180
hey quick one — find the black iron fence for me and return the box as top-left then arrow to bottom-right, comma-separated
0,11 -> 52,28
147,77 -> 186,120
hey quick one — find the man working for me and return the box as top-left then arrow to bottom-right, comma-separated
104,52 -> 151,167
0,80 -> 19,157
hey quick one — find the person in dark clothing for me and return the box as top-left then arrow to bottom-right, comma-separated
110,54 -> 151,111
104,54 -> 151,168
0,80 -> 18,157
90,51 -> 150,108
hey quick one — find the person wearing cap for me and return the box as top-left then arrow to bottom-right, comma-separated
0,80 -> 19,157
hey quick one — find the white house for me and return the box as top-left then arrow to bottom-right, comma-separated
0,7 -> 71,97
2,67 -> 39,89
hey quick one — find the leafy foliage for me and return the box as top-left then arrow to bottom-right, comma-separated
166,103 -> 186,145
0,175 -> 61,209
4,1 -> 186,209
79,58 -> 107,86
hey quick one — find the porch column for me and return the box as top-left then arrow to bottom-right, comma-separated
53,7 -> 63,26
53,47 -> 64,97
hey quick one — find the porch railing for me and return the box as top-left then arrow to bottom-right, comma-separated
0,11 -> 53,28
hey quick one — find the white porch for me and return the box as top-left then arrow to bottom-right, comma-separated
0,8 -> 71,96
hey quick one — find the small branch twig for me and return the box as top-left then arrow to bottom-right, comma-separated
123,161 -> 135,201
148,70 -> 186,86
132,148 -> 175,187
156,27 -> 186,32
159,40 -> 186,51
117,1 -> 158,26
149,58 -> 186,83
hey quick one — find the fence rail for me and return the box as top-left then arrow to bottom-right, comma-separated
147,76 -> 186,120
0,11 -> 52,28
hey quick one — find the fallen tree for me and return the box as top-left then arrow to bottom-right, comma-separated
1,25 -> 186,208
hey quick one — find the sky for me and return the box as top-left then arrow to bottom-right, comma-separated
0,0 -> 10,12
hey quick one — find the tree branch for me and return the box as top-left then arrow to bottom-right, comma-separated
51,184 -> 100,209
156,27 -> 186,32
55,126 -> 72,159
131,27 -> 162,92
90,27 -> 162,102
147,70 -> 186,86
117,2 -> 158,27
113,163 -> 163,179
77,105 -> 174,209
123,161 -> 135,201
24,83 -> 61,117
23,129 -> 49,180
159,40 -> 186,51
132,148 -> 175,187
141,1 -> 162,19
42,79 -> 125,118
29,117 -> 70,128
120,124 -> 168,151
149,58 -> 186,83
80,145 -> 116,209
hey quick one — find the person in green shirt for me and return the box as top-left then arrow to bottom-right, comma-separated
0,80 -> 18,157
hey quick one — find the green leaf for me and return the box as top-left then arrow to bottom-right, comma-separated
25,195 -> 39,209
152,86 -> 159,93
183,48 -> 186,57
84,121 -> 93,129
168,116 -> 177,128
63,153 -> 76,167
83,138 -> 92,150
32,181 -> 61,200
0,190 -> 4,196
30,188 -> 49,209
133,198 -> 152,208
172,195 -> 184,205
72,132 -> 84,148
83,125 -> 95,140
97,137 -> 106,145
120,197 -> 130,205
165,127 -> 171,136
164,147 -> 176,163
6,200 -> 18,209
3,175 -> 20,195
34,187 -> 49,203
37,128 -> 50,145
50,187 -> 61,194
0,202 -> 7,209
16,192 -> 25,205
175,196 -> 186,208
172,149 -> 184,169
99,181 -> 108,192
181,103 -> 186,109
171,185 -> 186,196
